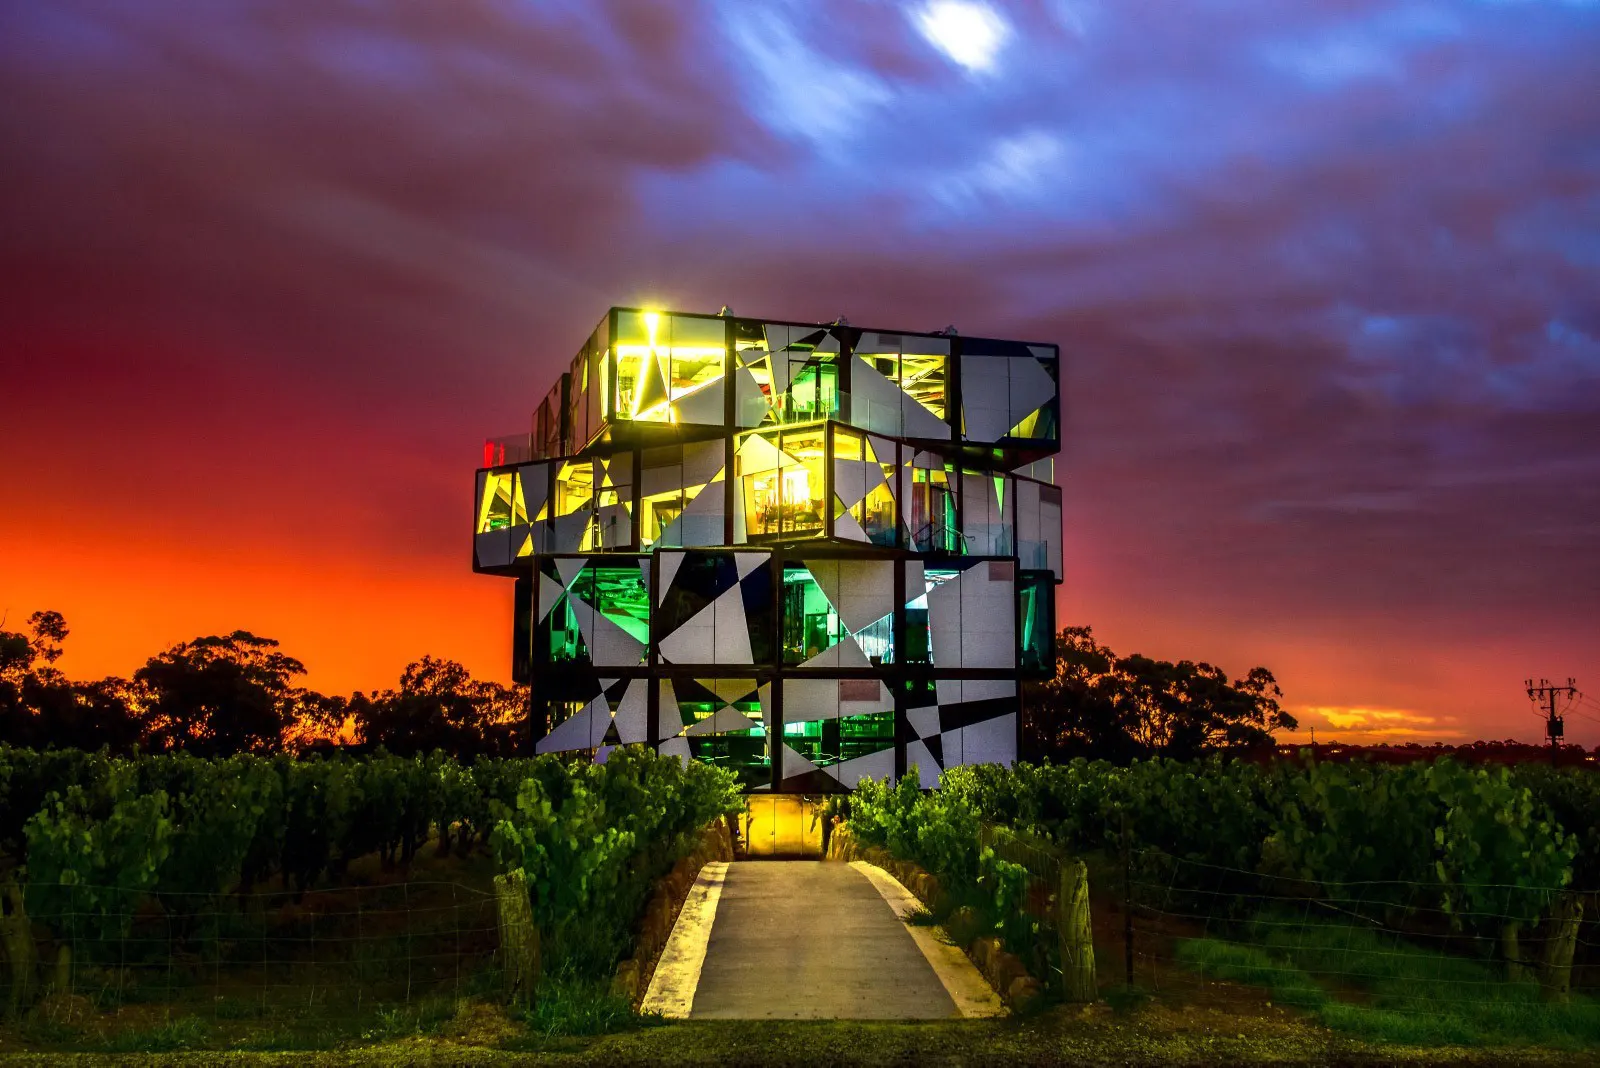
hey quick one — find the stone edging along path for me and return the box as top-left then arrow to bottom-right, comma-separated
612,817 -> 736,1007
825,824 -> 1050,1013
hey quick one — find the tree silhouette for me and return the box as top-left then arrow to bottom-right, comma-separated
1026,625 -> 1297,762
0,611 -> 144,752
353,655 -> 528,757
135,631 -> 306,755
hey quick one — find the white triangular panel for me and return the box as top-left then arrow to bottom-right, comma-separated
943,713 -> 1016,769
537,572 -> 568,623
658,736 -> 691,766
825,747 -> 895,788
960,354 -> 1012,442
516,463 -> 550,515
781,678 -> 839,722
762,323 -> 792,354
613,680 -> 649,744
655,680 -> 679,739
537,693 -> 608,754
833,559 -> 894,635
797,634 -> 871,670
833,458 -> 871,509
1007,356 -> 1056,431
657,583 -> 752,665
833,508 -> 869,543
805,560 -> 844,617
674,378 -> 725,426
550,512 -> 590,553
685,706 -> 759,736
926,566 -> 966,669
475,531 -> 511,569
712,583 -> 754,664
736,432 -> 784,472
734,552 -> 766,579
706,678 -> 759,703
576,601 -> 646,667
907,706 -> 940,740
779,743 -> 820,779
683,439 -> 726,485
735,366 -> 769,427
656,552 -> 685,604
935,678 -> 1016,706
677,475 -> 726,546
903,561 -> 925,605
900,391 -> 951,440
847,354 -> 905,437
906,740 -> 942,788
657,596 -> 716,664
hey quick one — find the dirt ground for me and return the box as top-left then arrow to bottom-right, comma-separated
1,996 -> 1592,1067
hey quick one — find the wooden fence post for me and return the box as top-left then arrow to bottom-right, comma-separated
1058,859 -> 1096,1002
1,880 -> 37,1016
1538,891 -> 1584,1003
494,870 -> 540,1007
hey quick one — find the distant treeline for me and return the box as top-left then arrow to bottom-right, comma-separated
7,610 -> 1585,765
1273,740 -> 1598,766
0,611 -> 527,757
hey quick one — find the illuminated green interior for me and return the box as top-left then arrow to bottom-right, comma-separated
781,565 -> 842,664
783,712 -> 894,769
546,563 -> 651,663
1019,571 -> 1054,674
680,698 -> 768,788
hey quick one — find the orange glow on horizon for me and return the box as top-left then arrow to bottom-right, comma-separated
0,529 -> 512,696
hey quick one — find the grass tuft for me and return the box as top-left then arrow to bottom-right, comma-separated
509,975 -> 663,1041
99,1015 -> 211,1053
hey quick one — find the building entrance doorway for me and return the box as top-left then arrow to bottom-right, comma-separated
739,794 -> 824,857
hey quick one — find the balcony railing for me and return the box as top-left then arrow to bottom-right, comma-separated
483,434 -> 536,468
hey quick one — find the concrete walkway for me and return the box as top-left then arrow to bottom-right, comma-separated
643,859 -> 1002,1020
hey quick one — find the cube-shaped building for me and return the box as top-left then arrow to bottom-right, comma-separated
473,308 -> 1062,791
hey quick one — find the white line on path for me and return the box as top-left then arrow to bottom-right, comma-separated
641,860 -> 728,1018
851,860 -> 1007,1019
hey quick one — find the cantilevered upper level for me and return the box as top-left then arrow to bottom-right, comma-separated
486,307 -> 1060,467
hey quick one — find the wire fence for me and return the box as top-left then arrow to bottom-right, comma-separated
965,830 -> 1598,1033
1,879 -> 502,1024
1112,849 -> 1598,1026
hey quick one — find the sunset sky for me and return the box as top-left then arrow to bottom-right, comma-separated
2,1 -> 1597,746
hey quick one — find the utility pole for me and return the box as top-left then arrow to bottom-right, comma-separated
1526,677 -> 1577,767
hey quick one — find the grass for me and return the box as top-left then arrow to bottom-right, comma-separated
358,996 -> 462,1041
509,976 -> 664,1041
98,1014 -> 212,1053
1175,913 -> 1600,1049
1101,983 -> 1152,1015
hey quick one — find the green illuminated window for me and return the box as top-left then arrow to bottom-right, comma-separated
781,565 -> 841,665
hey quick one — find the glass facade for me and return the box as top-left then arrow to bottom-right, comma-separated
475,307 -> 1061,791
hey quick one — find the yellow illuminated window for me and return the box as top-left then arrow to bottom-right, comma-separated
478,472 -> 516,533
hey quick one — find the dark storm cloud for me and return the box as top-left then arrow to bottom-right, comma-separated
1,0 -> 1596,736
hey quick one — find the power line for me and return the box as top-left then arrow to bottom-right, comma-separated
1526,677 -> 1578,766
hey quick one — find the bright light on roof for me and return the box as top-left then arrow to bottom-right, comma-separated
910,0 -> 1011,75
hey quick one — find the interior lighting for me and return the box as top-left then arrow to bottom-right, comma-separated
782,467 -> 811,501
